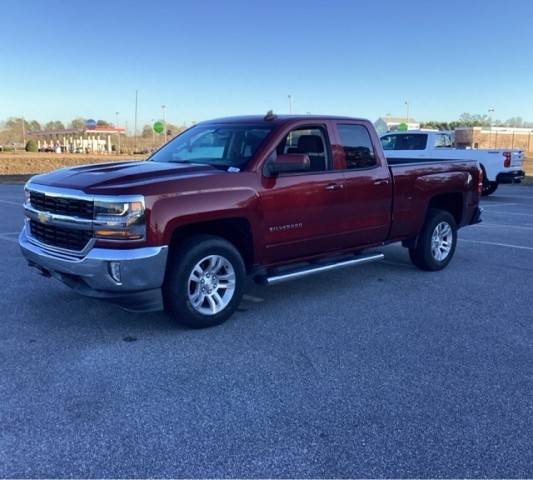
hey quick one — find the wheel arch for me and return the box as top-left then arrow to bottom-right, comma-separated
167,217 -> 255,273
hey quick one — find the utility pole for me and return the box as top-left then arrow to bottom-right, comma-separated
21,116 -> 26,147
115,111 -> 120,155
134,90 -> 138,153
288,95 -> 293,114
161,105 -> 167,144
404,101 -> 409,124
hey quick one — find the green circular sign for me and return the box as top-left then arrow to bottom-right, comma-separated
397,122 -> 408,131
153,121 -> 164,134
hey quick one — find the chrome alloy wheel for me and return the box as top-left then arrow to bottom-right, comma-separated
187,255 -> 236,315
431,221 -> 453,261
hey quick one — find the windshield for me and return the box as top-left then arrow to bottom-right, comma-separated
149,123 -> 274,168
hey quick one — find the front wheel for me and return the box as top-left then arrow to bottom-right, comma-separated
409,209 -> 457,271
164,235 -> 245,328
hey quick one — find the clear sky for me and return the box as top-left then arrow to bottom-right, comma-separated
1,0 -> 532,129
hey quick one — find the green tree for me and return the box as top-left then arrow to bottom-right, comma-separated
25,139 -> 38,152
96,119 -> 111,127
141,124 -> 153,138
69,117 -> 85,129
44,121 -> 65,131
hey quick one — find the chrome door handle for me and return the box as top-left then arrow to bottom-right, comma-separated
325,183 -> 343,191
373,179 -> 389,186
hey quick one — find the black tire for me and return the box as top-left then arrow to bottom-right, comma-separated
409,209 -> 457,271
163,234 -> 245,328
482,181 -> 498,196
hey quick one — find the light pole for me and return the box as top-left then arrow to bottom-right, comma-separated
161,105 -> 167,144
288,95 -> 293,114
488,108 -> 495,127
151,118 -> 155,149
404,101 -> 409,124
134,90 -> 138,152
115,111 -> 120,155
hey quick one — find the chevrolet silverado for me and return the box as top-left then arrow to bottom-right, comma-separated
20,114 -> 482,327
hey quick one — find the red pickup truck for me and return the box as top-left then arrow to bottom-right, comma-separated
20,114 -> 482,327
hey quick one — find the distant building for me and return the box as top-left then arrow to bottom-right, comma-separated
374,116 -> 420,136
29,126 -> 125,153
455,126 -> 533,152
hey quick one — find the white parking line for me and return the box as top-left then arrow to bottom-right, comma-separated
480,202 -> 520,208
242,294 -> 264,303
0,233 -> 19,243
0,199 -> 22,206
473,223 -> 533,231
483,211 -> 533,218
460,239 -> 533,251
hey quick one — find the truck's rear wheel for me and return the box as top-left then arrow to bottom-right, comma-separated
409,209 -> 457,271
164,235 -> 245,328
482,181 -> 498,196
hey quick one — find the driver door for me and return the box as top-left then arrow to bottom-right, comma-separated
258,123 -> 347,264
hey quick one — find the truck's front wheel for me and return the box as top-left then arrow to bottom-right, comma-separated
409,209 -> 457,271
164,235 -> 245,328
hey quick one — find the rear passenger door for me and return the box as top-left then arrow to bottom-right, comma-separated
335,123 -> 392,247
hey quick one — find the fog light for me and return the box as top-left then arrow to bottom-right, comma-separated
109,261 -> 122,283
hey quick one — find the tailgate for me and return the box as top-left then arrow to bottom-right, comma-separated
511,151 -> 524,168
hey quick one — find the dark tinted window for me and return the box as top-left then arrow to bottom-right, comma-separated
381,133 -> 428,151
337,124 -> 377,169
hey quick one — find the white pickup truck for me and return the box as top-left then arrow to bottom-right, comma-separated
380,130 -> 525,196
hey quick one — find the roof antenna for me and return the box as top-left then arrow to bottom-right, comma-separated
264,110 -> 277,121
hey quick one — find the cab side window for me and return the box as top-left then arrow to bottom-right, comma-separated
337,124 -> 377,169
276,126 -> 329,172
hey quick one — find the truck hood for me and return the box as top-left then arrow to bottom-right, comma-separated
30,160 -> 220,192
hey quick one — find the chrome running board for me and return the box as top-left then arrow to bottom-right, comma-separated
262,253 -> 384,285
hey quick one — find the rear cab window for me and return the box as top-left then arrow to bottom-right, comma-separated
433,133 -> 453,148
381,133 -> 428,151
336,124 -> 377,169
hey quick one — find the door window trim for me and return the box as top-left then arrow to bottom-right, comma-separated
262,123 -> 335,177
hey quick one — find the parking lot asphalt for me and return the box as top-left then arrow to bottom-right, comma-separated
0,183 -> 532,478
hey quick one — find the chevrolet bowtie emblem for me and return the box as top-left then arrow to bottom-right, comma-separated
37,212 -> 51,223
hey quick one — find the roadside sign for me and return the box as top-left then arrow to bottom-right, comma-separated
153,121 -> 164,134
397,122 -> 408,131
85,119 -> 97,129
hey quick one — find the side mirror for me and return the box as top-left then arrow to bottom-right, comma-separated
266,153 -> 310,176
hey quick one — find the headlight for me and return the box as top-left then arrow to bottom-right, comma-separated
24,183 -> 31,205
93,197 -> 145,240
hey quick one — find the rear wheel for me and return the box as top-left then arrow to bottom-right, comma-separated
482,181 -> 498,196
409,209 -> 457,271
164,235 -> 245,328
480,165 -> 498,196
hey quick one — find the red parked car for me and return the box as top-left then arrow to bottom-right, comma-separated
20,114 -> 482,327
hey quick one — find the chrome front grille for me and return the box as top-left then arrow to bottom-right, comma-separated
25,185 -> 95,253
30,190 -> 94,219
29,220 -> 92,252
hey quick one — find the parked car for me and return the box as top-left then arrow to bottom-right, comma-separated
380,130 -> 524,196
20,114 -> 482,328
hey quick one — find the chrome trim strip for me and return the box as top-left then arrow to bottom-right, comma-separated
26,183 -> 145,204
266,253 -> 384,285
24,204 -> 93,230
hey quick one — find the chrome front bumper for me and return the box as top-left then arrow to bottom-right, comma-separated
19,226 -> 168,312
